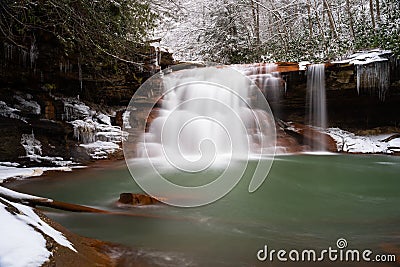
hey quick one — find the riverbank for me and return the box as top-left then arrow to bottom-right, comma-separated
0,187 -> 113,267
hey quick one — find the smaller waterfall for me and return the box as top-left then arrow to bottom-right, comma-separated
306,64 -> 327,151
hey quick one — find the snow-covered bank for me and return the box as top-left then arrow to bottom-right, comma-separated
0,187 -> 76,267
326,128 -> 400,154
0,162 -> 85,183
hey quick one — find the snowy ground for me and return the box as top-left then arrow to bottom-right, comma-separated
0,162 -> 86,183
0,187 -> 76,267
326,128 -> 400,154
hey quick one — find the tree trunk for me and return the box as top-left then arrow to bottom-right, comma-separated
369,0 -> 376,29
375,0 -> 381,25
323,0 -> 337,37
251,0 -> 260,45
346,0 -> 355,40
256,1 -> 260,45
307,0 -> 313,38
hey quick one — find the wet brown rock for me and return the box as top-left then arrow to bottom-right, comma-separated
280,121 -> 338,152
118,193 -> 160,206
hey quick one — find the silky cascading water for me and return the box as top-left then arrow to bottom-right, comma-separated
306,64 -> 327,151
123,64 -> 276,207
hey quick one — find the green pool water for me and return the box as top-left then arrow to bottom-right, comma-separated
8,154 -> 400,266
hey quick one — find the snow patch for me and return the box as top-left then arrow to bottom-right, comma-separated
0,101 -> 26,122
299,61 -> 311,71
333,49 -> 392,65
21,132 -> 42,157
14,95 -> 41,115
62,100 -> 92,121
20,132 -> 73,166
61,98 -> 126,159
80,141 -> 120,159
0,200 -> 50,267
0,186 -> 46,201
8,199 -> 76,252
326,128 -> 400,154
0,195 -> 76,267
0,162 -> 20,167
97,113 -> 111,125
0,166 -> 73,183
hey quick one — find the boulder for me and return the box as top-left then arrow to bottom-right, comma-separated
118,193 -> 160,206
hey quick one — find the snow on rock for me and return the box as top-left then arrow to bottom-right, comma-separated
326,128 -> 400,154
71,119 -> 97,144
0,101 -> 26,122
14,95 -> 41,115
62,99 -> 92,121
0,166 -> 43,182
123,110 -> 132,129
80,141 -> 120,159
20,132 -> 74,166
333,49 -> 392,65
0,162 -> 20,167
21,132 -> 42,157
299,61 -> 311,71
0,195 -> 76,267
0,166 -> 73,183
72,118 -> 122,144
61,98 -> 126,159
333,49 -> 392,101
97,113 -> 111,125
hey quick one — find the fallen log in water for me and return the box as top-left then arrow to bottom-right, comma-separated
0,186 -> 186,220
0,186 -> 108,213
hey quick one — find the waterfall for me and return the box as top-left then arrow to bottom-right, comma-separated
306,64 -> 327,151
233,63 -> 284,102
136,66 -> 276,161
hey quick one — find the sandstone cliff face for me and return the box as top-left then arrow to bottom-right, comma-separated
274,59 -> 400,131
0,34 -> 175,166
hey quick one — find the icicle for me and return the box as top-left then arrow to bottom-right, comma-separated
29,39 -> 38,69
71,120 -> 96,144
355,61 -> 390,101
21,49 -> 28,68
21,131 -> 42,157
78,57 -> 83,91
356,65 -> 361,95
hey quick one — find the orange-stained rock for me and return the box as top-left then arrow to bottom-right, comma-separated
118,193 -> 160,206
284,122 -> 338,152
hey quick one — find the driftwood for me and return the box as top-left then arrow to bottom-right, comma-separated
380,133 -> 400,142
0,186 -> 108,213
0,186 -> 183,220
